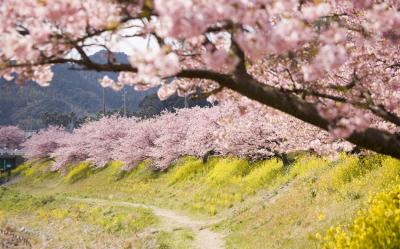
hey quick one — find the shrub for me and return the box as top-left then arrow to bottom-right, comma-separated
107,161 -> 128,181
206,158 -> 251,185
243,158 -> 284,193
288,155 -> 330,179
168,157 -> 204,184
14,160 -> 55,183
322,184 -> 400,249
377,158 -> 400,184
64,162 -> 93,183
12,161 -> 33,175
168,157 -> 218,185
319,154 -> 383,194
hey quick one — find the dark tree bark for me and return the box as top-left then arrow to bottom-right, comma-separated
178,69 -> 400,158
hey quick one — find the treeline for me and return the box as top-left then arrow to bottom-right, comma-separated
22,105 -> 353,171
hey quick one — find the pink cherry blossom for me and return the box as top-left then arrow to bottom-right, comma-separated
302,3 -> 332,22
202,48 -> 239,71
22,126 -> 67,160
129,48 -> 180,86
0,126 -> 25,150
33,65 -> 53,87
23,105 -> 355,171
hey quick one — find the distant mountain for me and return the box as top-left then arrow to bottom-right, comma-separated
0,51 -> 209,129
135,92 -> 211,118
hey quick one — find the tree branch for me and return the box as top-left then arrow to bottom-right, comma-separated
6,59 -> 137,73
285,88 -> 400,127
178,69 -> 400,158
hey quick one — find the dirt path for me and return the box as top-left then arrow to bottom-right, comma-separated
68,197 -> 225,249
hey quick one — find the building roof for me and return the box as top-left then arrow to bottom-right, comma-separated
0,149 -> 25,157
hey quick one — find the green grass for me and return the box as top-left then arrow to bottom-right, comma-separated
8,153 -> 400,249
0,187 -> 197,248
0,187 -> 159,233
156,229 -> 196,249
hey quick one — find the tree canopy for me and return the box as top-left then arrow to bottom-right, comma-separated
0,126 -> 25,150
1,0 -> 400,157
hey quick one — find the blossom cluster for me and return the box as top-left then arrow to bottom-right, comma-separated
0,126 -> 25,150
23,105 -> 353,171
22,126 -> 68,159
0,0 -> 121,85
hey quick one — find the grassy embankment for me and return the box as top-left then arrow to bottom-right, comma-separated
2,154 -> 400,248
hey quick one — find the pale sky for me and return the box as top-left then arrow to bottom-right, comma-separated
69,20 -> 158,58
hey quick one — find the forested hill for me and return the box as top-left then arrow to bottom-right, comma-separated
0,51 -> 208,129
0,52 -> 150,129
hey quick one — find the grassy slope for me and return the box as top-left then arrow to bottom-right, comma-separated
0,188 -> 162,248
4,154 -> 400,249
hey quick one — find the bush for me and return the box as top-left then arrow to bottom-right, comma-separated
288,155 -> 330,179
105,161 -> 126,181
12,160 -> 56,184
168,157 -> 217,184
322,184 -> 400,249
206,158 -> 251,185
168,157 -> 204,184
64,162 -> 93,183
12,161 -> 33,176
243,158 -> 284,193
319,154 -> 383,194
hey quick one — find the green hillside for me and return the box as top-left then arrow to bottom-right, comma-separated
1,154 -> 400,248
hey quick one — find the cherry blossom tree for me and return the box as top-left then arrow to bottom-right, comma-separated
2,1 -> 400,157
81,116 -> 133,168
0,126 -> 25,150
48,116 -> 128,170
50,131 -> 89,171
22,126 -> 67,160
112,118 -> 158,170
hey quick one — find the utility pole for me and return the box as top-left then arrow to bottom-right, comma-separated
184,95 -> 189,108
123,89 -> 127,117
102,88 -> 106,114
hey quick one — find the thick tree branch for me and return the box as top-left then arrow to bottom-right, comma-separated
178,69 -> 400,158
6,58 -> 137,73
285,88 -> 400,127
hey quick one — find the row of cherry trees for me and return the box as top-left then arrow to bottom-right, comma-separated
23,105 -> 353,171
